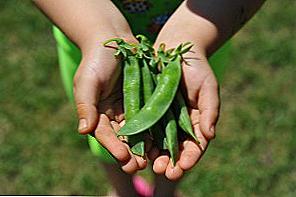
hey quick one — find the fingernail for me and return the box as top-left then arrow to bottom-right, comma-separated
198,144 -> 205,152
210,126 -> 216,139
210,126 -> 215,133
78,119 -> 88,131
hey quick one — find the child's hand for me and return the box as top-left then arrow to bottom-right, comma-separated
149,41 -> 220,181
146,0 -> 265,181
74,36 -> 148,174
34,0 -> 151,174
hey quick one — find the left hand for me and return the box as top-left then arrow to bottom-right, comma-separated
148,40 -> 220,181
74,34 -> 148,174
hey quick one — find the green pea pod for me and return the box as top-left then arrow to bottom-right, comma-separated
130,139 -> 145,156
173,90 -> 198,142
118,56 -> 182,136
123,56 -> 145,156
129,59 -> 154,156
164,108 -> 179,165
141,60 -> 167,150
123,56 -> 141,120
141,60 -> 154,102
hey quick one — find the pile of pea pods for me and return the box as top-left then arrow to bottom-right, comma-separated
104,35 -> 198,165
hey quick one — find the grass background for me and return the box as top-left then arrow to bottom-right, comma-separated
0,0 -> 295,196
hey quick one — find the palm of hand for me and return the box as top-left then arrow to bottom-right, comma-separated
150,56 -> 220,180
74,46 -> 147,173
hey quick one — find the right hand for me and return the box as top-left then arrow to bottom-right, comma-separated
74,35 -> 147,174
148,38 -> 220,181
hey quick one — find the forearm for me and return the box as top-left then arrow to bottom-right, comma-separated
33,0 -> 132,52
157,0 -> 265,56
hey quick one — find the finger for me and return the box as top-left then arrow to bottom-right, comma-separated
178,141 -> 200,171
119,142 -> 141,173
153,153 -> 170,175
165,161 -> 184,181
198,73 -> 220,140
134,155 -> 147,170
74,61 -> 101,134
110,120 -> 121,132
111,120 -> 146,170
120,155 -> 139,174
95,114 -> 130,162
188,108 -> 200,126
179,125 -> 208,171
110,120 -> 127,142
119,120 -> 125,127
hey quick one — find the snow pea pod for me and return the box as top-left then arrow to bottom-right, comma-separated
129,136 -> 145,156
123,56 -> 145,156
173,90 -> 198,141
123,56 -> 141,120
118,56 -> 182,136
141,60 -> 154,103
130,58 -> 155,156
164,109 -> 179,165
141,59 -> 167,150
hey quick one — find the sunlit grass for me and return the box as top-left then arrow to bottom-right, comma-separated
0,0 -> 295,195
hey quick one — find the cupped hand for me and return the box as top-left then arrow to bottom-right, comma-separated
73,35 -> 147,174
149,42 -> 220,181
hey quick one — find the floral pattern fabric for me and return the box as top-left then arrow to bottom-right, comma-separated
113,0 -> 182,41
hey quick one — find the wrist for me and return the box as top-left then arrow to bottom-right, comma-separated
79,28 -> 136,56
154,35 -> 208,60
156,1 -> 220,57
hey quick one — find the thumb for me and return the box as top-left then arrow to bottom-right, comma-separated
74,61 -> 101,134
198,73 -> 220,140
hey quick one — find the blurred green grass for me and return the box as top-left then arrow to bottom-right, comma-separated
0,0 -> 295,196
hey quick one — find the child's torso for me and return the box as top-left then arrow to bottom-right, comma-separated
112,0 -> 183,40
